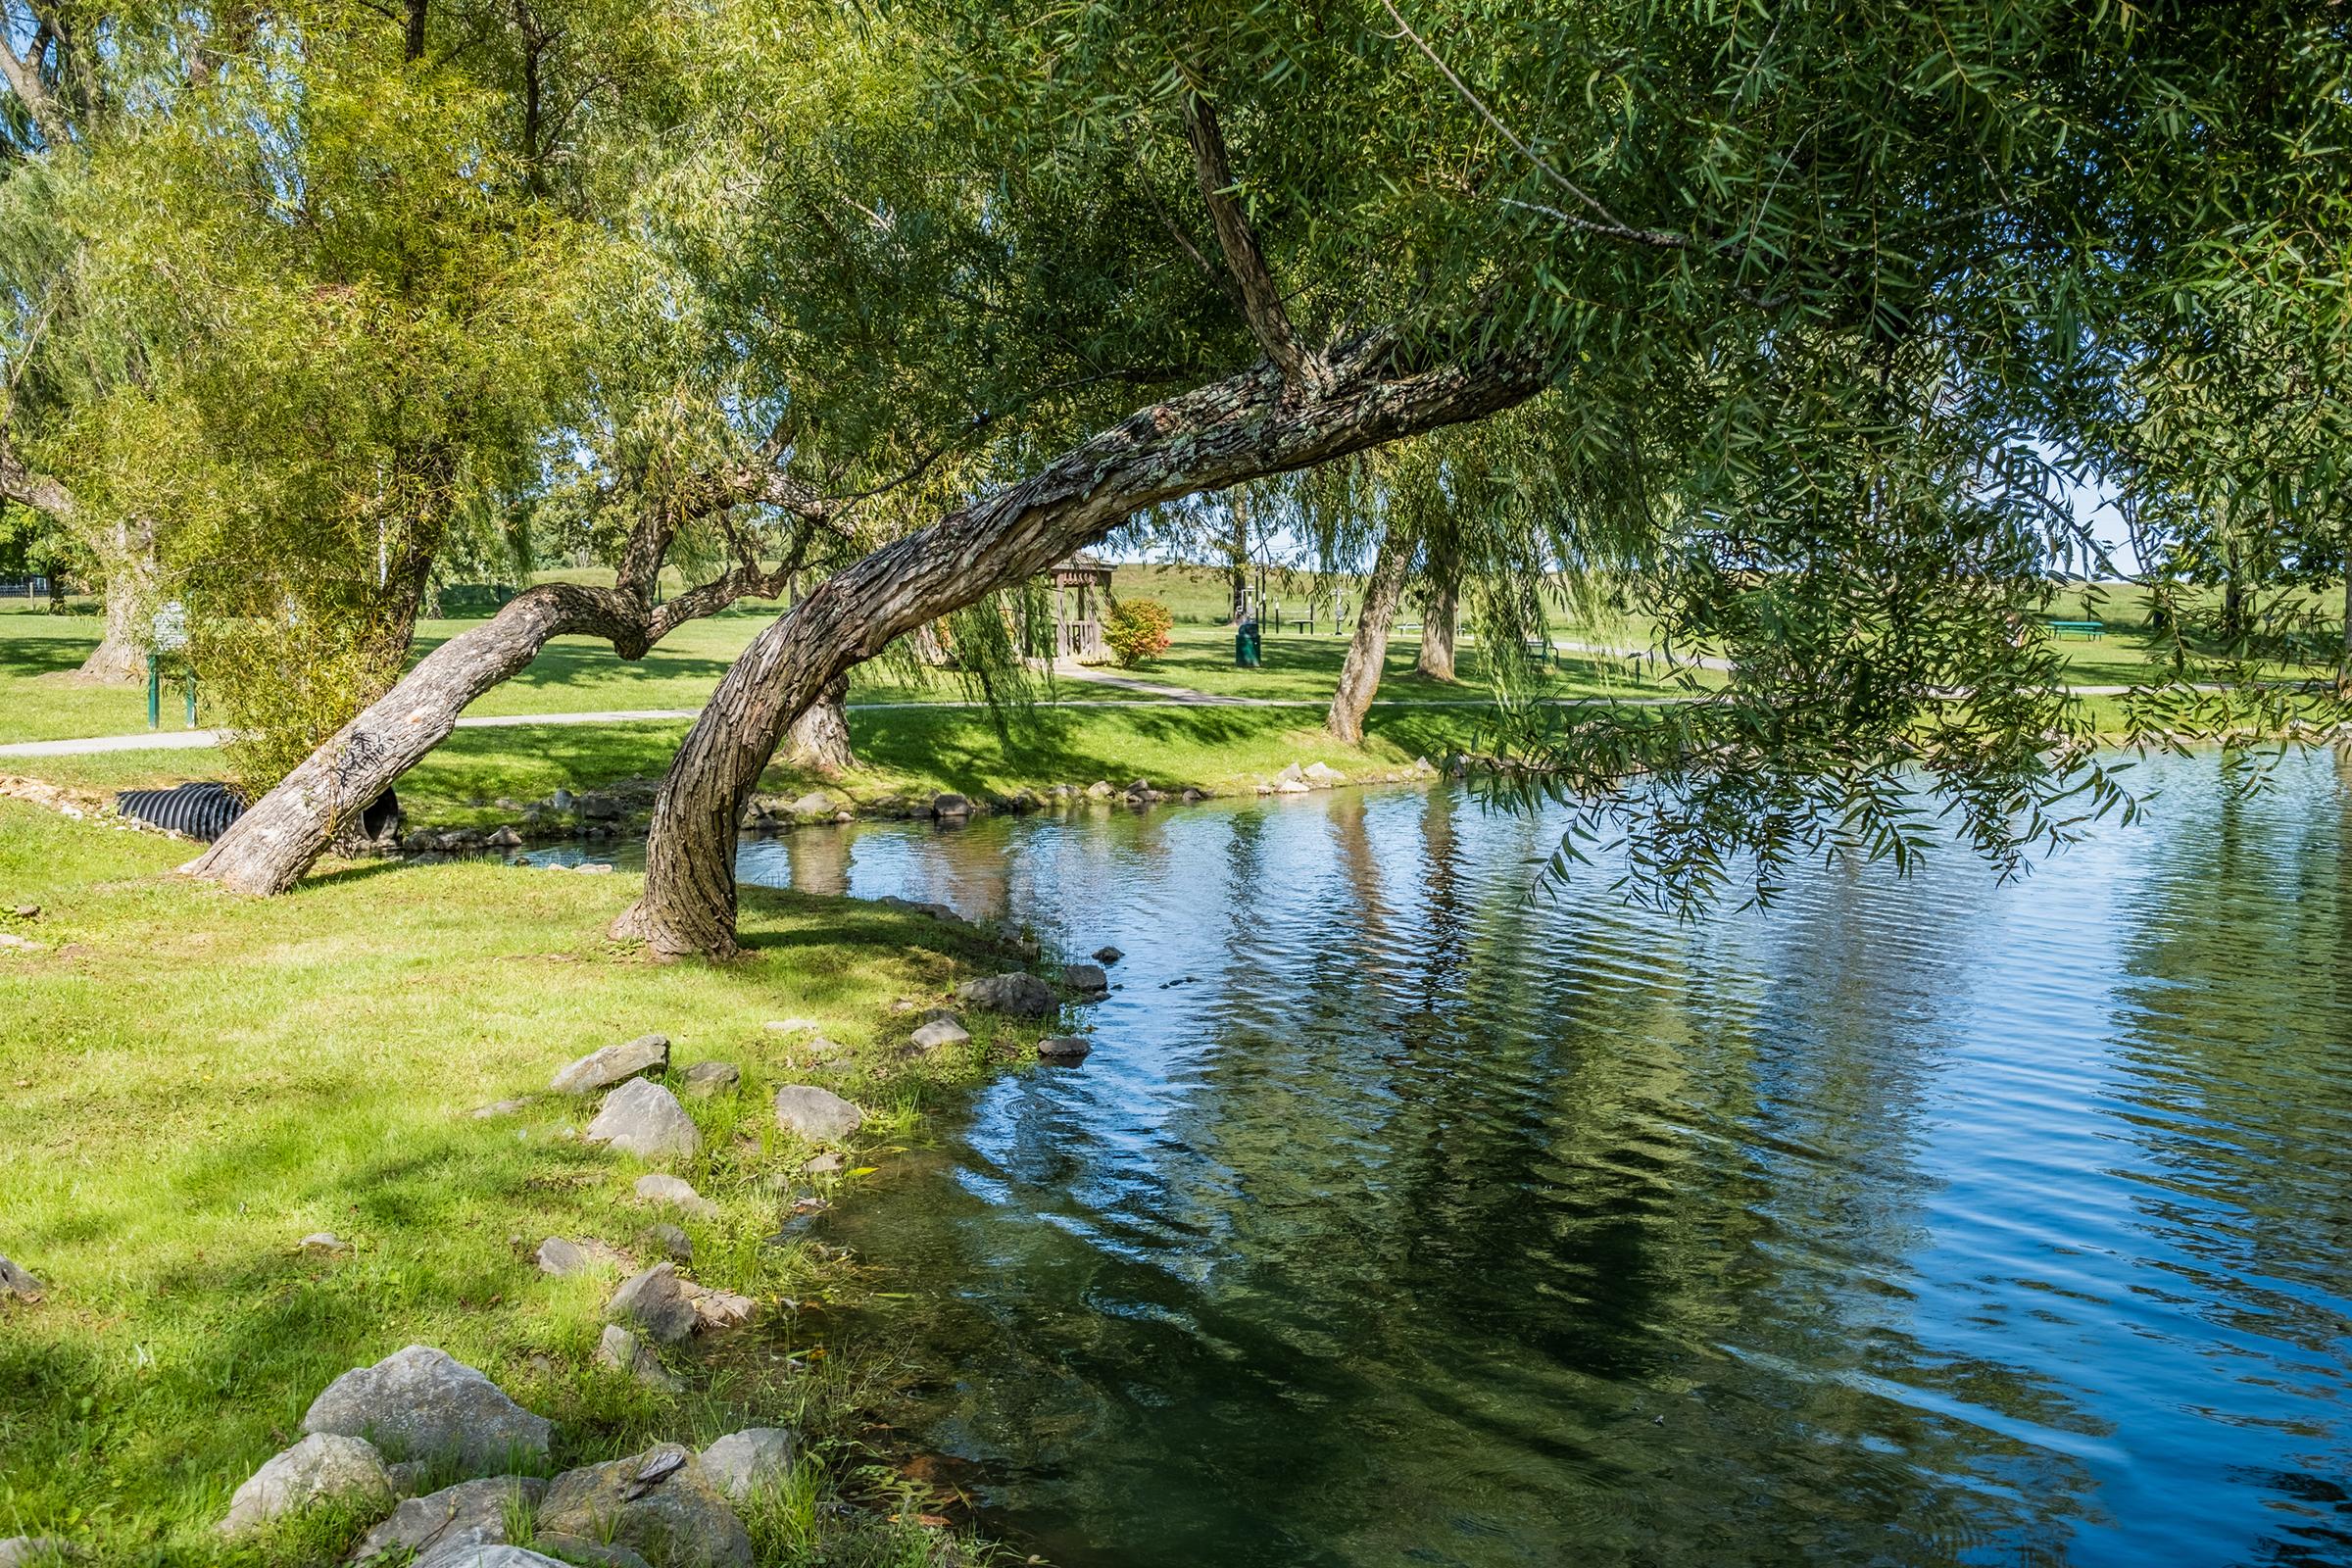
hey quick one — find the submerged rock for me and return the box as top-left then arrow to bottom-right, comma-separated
536,1444 -> 752,1568
350,1476 -> 545,1566
220,1432 -> 393,1537
772,1085 -> 863,1142
551,1034 -> 670,1096
955,971 -> 1057,1018
586,1080 -> 701,1162
302,1346 -> 552,1472
1092,946 -> 1123,964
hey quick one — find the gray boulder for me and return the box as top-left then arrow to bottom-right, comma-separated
535,1444 -> 753,1568
1037,1036 -> 1093,1062
416,1550 -> 574,1568
0,1540 -> 78,1566
0,1256 -> 43,1302
678,1062 -> 739,1100
633,1174 -> 716,1218
595,1324 -> 679,1393
787,790 -> 836,816
698,1429 -> 797,1502
1304,760 -> 1346,785
1061,961 -> 1109,995
551,1035 -> 670,1096
220,1432 -> 394,1537
533,1237 -> 623,1278
956,971 -> 1057,1018
772,1085 -> 862,1142
469,1099 -> 531,1119
302,1346 -> 552,1472
607,1263 -> 697,1345
931,792 -> 971,818
350,1476 -> 545,1566
638,1223 -> 692,1263
908,1016 -> 970,1052
1092,946 -> 1123,964
585,1080 -> 701,1162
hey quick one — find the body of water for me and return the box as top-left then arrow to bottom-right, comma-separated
573,754 -> 2352,1566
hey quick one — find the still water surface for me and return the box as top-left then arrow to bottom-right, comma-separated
617,754 -> 2352,1565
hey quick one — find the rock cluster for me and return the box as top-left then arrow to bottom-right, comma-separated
209,1347 -> 791,1568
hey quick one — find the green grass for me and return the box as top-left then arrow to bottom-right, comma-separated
0,799 -> 1061,1566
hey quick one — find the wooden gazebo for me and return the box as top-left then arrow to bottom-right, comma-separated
1042,551 -> 1113,662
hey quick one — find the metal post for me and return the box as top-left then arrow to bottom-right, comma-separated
147,655 -> 160,729
185,671 -> 198,728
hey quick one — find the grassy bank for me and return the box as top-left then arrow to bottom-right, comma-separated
0,798 -> 1075,1565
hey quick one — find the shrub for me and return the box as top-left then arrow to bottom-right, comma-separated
1102,597 -> 1174,667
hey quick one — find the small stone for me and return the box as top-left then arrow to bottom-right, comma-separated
772,1085 -> 863,1142
678,1061 -> 739,1099
301,1345 -> 552,1472
219,1432 -> 393,1537
787,790 -> 835,816
586,1080 -> 702,1162
0,1256 -> 44,1302
762,1017 -> 819,1033
1276,762 -> 1305,785
1276,778 -> 1311,794
350,1476 -> 546,1565
8,904 -> 36,919
551,1034 -> 670,1096
1303,761 -> 1346,784
0,933 -> 40,953
469,1099 -> 531,1119
801,1152 -> 844,1175
299,1232 -> 353,1256
909,1016 -> 970,1052
574,862 -> 614,875
1086,780 -> 1113,799
536,1445 -> 751,1568
1037,1037 -> 1093,1062
1061,962 -> 1109,995
595,1324 -> 680,1393
955,971 -> 1057,1018
608,1262 -> 697,1345
1093,946 -> 1123,964
487,827 -> 523,849
639,1223 -> 692,1263
931,792 -> 971,818
698,1429 -> 797,1502
534,1237 -> 624,1278
682,1282 -> 757,1332
634,1174 -> 717,1218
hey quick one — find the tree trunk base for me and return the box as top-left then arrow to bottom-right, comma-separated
76,632 -> 146,685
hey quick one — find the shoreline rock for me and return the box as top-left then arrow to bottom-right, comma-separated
220,1433 -> 393,1537
773,1085 -> 863,1142
302,1346 -> 552,1472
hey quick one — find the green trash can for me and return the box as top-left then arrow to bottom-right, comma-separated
1235,621 -> 1262,667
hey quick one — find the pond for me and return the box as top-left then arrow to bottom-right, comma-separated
566,753 -> 2352,1566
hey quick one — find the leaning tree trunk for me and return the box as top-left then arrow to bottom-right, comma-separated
1414,519 -> 1460,682
1326,523 -> 1415,745
185,585 -> 652,893
782,673 -> 856,775
614,342 -> 1545,957
2339,557 -> 2352,701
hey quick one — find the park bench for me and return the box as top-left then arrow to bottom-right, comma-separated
2045,618 -> 2104,639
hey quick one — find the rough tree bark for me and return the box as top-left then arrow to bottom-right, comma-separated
1414,518 -> 1460,682
613,343 -> 1544,956
782,673 -> 856,775
187,461 -> 822,894
1327,521 -> 1416,745
79,532 -> 155,684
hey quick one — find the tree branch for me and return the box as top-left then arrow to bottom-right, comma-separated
0,425 -> 72,517
1180,91 -> 1327,393
1378,0 -> 1690,252
0,10 -> 66,145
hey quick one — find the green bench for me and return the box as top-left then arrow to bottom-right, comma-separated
2045,618 -> 2104,639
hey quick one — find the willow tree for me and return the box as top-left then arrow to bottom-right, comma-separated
604,0 -> 2238,956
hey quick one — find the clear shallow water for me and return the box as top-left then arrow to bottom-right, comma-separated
566,755 -> 2352,1565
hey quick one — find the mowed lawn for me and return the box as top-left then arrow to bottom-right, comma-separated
0,799 -> 1055,1564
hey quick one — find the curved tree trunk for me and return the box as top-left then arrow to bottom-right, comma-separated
614,343 -> 1545,957
183,585 -> 651,893
1414,520 -> 1460,682
1327,522 -> 1414,745
783,673 -> 856,775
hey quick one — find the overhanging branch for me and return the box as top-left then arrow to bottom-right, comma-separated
1181,91 -> 1328,394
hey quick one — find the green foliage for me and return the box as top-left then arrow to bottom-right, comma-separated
1102,597 -> 1174,666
